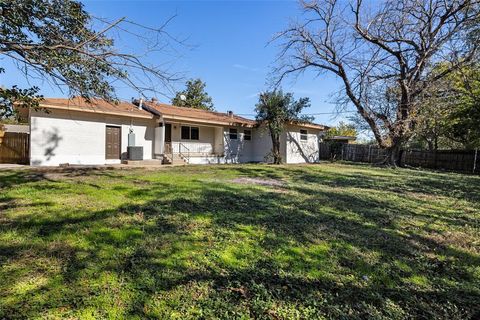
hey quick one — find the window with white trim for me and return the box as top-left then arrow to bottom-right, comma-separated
181,126 -> 199,140
300,129 -> 308,141
229,128 -> 238,140
244,129 -> 251,141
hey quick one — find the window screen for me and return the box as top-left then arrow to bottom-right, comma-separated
229,128 -> 238,140
190,127 -> 199,140
300,129 -> 308,141
181,126 -> 190,140
244,130 -> 251,141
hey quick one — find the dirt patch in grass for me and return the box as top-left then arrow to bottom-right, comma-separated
231,177 -> 285,187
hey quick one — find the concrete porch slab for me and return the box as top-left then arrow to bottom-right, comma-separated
121,159 -> 172,166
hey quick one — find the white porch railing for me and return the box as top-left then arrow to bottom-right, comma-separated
171,142 -> 213,154
178,142 -> 190,163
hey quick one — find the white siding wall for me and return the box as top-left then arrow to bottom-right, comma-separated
223,126 -> 254,163
30,109 -> 155,166
244,124 -> 320,164
250,125 -> 288,163
213,127 -> 224,154
284,125 -> 320,163
251,126 -> 272,162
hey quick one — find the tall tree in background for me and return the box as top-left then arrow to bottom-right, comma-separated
255,90 -> 312,164
410,64 -> 480,150
275,0 -> 479,166
0,0 -> 181,118
171,78 -> 214,111
325,121 -> 357,138
442,65 -> 480,149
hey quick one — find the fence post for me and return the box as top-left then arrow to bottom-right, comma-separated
474,148 -> 478,174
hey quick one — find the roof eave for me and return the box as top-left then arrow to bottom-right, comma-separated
161,114 -> 255,127
38,103 -> 154,119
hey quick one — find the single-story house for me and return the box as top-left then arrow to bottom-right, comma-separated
20,97 -> 328,166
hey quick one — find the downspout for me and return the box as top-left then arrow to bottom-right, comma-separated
28,105 -> 32,165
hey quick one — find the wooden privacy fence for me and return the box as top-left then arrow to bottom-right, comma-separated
319,142 -> 480,174
0,132 -> 29,164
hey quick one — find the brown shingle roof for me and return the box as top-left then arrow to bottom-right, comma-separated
142,102 -> 327,130
142,102 -> 257,127
287,121 -> 328,131
39,97 -> 153,119
37,98 -> 327,130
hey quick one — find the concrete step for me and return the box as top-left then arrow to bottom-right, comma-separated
121,159 -> 163,165
162,156 -> 186,165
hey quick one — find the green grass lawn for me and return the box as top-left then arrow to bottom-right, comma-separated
0,163 -> 479,319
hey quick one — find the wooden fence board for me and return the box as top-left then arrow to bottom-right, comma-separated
319,142 -> 479,174
0,132 -> 29,164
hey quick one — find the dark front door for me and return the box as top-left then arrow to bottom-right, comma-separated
105,126 -> 121,159
165,123 -> 172,142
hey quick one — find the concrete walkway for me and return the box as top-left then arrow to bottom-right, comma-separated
0,164 -> 28,170
0,162 -> 185,172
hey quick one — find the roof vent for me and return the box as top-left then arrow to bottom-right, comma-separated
227,110 -> 234,118
151,97 -> 158,103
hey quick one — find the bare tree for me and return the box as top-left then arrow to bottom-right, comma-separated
0,0 -> 185,116
274,0 -> 480,165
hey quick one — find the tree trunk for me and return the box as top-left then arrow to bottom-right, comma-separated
272,139 -> 282,164
427,139 -> 434,151
386,143 -> 402,167
270,131 -> 282,164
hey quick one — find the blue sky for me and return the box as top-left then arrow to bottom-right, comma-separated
1,0 -> 353,127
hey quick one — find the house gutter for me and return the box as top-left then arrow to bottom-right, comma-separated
38,103 -> 154,119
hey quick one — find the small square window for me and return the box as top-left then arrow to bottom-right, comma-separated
191,127 -> 199,140
229,128 -> 238,140
300,129 -> 308,141
181,126 -> 190,140
244,130 -> 251,141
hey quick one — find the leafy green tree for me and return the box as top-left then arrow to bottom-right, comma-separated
325,121 -> 357,139
0,70 -> 42,121
412,64 -> 480,150
255,90 -> 312,164
171,79 -> 214,111
442,66 -> 480,149
0,0 -> 177,119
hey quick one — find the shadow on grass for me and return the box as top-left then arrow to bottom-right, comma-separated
0,165 -> 479,319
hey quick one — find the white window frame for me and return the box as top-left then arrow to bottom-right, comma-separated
300,129 -> 308,141
181,126 -> 200,140
229,128 -> 238,140
243,129 -> 252,141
